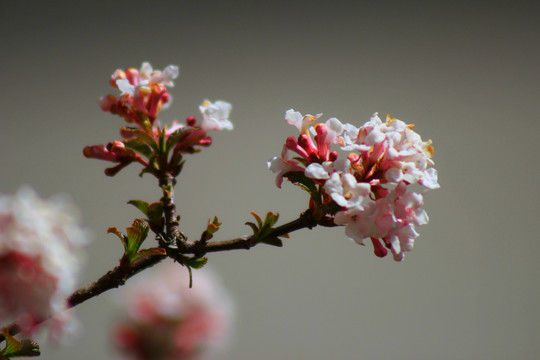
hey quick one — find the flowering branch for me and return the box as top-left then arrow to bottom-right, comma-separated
1,61 -> 439,359
71,210 -> 318,302
0,210 -> 317,344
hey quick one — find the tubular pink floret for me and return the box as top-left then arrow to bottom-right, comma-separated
99,94 -> 117,112
83,141 -> 137,163
125,68 -> 140,86
146,85 -> 167,120
314,123 -> 330,160
110,70 -> 126,88
285,136 -> 310,160
371,237 -> 388,258
297,134 -> 319,160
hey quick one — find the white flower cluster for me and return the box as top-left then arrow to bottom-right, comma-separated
116,62 -> 180,97
269,111 -> 439,261
0,187 -> 89,337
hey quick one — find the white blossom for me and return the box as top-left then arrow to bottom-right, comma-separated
199,100 -> 233,131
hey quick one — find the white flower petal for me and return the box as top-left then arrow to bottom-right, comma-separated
116,79 -> 135,95
305,163 -> 331,179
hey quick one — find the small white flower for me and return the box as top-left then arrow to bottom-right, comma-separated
139,62 -> 153,78
285,109 -> 321,134
149,64 -> 179,87
267,156 -> 304,188
324,173 -> 371,210
116,78 -> 135,96
305,162 -> 333,180
200,100 -> 233,131
324,117 -> 344,145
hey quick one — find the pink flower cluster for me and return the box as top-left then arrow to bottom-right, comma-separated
113,262 -> 234,360
268,110 -> 439,261
0,187 -> 89,339
84,62 -> 233,176
99,62 -> 179,124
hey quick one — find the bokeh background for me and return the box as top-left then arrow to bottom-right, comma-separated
1,1 -> 539,359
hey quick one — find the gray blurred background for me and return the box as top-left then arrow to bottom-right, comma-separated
1,1 -> 539,359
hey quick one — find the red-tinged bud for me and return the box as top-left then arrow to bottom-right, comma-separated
110,70 -> 126,88
348,153 -> 360,163
83,145 -> 117,162
84,141 -> 149,176
314,123 -> 328,136
83,141 -> 135,162
329,151 -> 339,162
285,136 -> 298,148
370,237 -> 388,258
314,124 -> 330,159
371,185 -> 389,199
297,134 -> 318,156
161,92 -> 171,104
147,84 -> 168,120
119,93 -> 133,105
169,128 -> 214,157
125,68 -> 140,85
199,137 -> 212,146
99,94 -> 117,112
285,136 -> 310,160
104,163 -> 131,176
186,116 -> 197,126
119,127 -> 136,139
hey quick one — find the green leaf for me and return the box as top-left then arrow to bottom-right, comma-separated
158,127 -> 167,154
170,159 -> 185,177
259,237 -> 283,247
107,227 -> 128,251
184,256 -> 208,269
127,200 -> 149,217
125,219 -> 149,258
291,156 -> 309,166
201,216 -> 221,241
124,138 -> 154,159
283,171 -> 318,194
173,255 -> 208,288
250,212 -> 263,228
245,212 -> 287,248
166,127 -> 196,152
324,200 -> 343,215
147,202 -> 164,225
138,165 -> 155,178
262,211 -> 279,229
130,247 -> 167,262
245,221 -> 258,234
120,127 -> 158,150
0,332 -> 40,358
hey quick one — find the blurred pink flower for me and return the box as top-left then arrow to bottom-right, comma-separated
0,187 -> 89,340
113,262 -> 234,360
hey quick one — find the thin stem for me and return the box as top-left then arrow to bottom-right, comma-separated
203,211 -> 317,253
67,254 -> 166,308
159,173 -> 181,246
